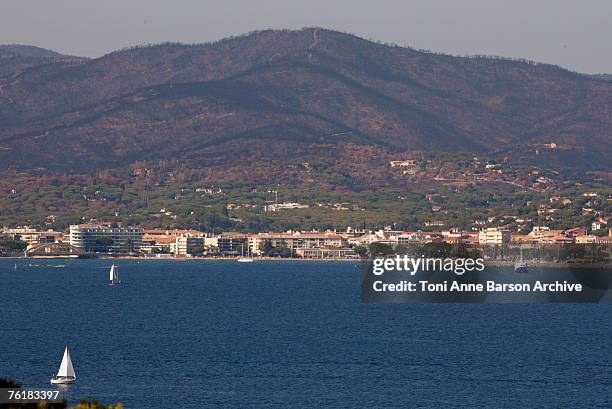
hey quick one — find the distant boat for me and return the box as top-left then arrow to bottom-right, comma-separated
109,264 -> 120,284
237,243 -> 254,263
50,347 -> 76,385
514,248 -> 528,273
514,259 -> 528,273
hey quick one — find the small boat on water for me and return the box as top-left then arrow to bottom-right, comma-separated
50,347 -> 76,385
109,264 -> 120,284
237,243 -> 254,263
514,259 -> 528,273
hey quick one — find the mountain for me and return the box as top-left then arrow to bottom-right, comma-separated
591,74 -> 612,82
0,44 -> 65,58
0,45 -> 84,78
0,28 -> 610,180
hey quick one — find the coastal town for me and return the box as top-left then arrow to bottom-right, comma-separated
1,219 -> 610,260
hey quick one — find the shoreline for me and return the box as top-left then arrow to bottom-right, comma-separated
3,255 -> 610,268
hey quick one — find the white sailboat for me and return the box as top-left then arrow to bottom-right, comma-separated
237,243 -> 254,263
50,347 -> 76,384
109,263 -> 120,284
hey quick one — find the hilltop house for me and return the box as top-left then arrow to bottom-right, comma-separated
592,217 -> 609,231
389,160 -> 417,167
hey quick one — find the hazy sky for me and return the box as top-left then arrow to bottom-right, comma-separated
2,0 -> 611,73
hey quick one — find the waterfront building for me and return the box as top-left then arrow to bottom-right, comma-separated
141,229 -> 207,255
249,232 -> 347,255
2,227 -> 38,241
395,231 -> 439,245
296,247 -> 356,259
217,234 -> 247,255
478,228 -> 511,245
174,236 -> 204,256
20,231 -> 62,246
69,223 -> 143,253
140,237 -> 175,254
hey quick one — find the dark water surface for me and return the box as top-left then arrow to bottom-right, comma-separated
0,259 -> 610,408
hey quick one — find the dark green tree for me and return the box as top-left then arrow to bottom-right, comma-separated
368,242 -> 393,257
353,245 -> 368,258
260,240 -> 274,256
421,242 -> 452,258
0,240 -> 27,252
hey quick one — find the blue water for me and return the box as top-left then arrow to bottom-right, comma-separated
0,259 -> 610,408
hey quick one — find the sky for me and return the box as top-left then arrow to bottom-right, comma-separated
1,0 -> 611,74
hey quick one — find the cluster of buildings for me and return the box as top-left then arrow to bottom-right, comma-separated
511,226 -> 612,245
1,219 -> 611,258
0,227 -> 62,246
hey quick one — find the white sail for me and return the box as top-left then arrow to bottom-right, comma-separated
109,264 -> 119,283
57,347 -> 76,378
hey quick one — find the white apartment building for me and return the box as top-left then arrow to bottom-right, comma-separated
249,232 -> 347,255
70,223 -> 143,253
478,228 -> 510,245
174,236 -> 204,256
